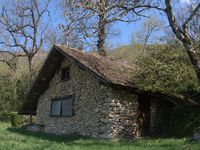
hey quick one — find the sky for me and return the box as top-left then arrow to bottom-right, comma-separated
110,14 -> 163,48
49,0 -> 193,50
48,1 -> 166,49
108,0 -> 193,48
49,2 -> 160,47
0,0 -> 194,51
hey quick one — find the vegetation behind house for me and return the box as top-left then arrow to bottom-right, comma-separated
1,43 -> 200,136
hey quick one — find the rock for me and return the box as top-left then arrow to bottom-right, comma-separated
99,133 -> 113,139
99,124 -> 111,132
191,127 -> 200,141
100,118 -> 110,123
94,108 -> 100,112
26,124 -> 44,132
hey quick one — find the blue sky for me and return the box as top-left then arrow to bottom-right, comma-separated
48,0 -> 195,49
108,0 -> 193,47
48,1 -> 165,49
111,22 -> 141,46
0,0 -> 193,51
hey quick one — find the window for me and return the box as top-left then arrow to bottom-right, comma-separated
51,100 -> 61,116
50,96 -> 74,117
61,67 -> 70,81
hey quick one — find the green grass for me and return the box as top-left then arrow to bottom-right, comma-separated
0,122 -> 200,150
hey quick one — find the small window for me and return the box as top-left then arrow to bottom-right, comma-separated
50,96 -> 74,117
61,67 -> 70,81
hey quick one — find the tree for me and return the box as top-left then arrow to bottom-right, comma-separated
45,27 -> 82,49
134,16 -> 163,53
0,60 -> 30,112
160,2 -> 200,49
0,0 -> 51,80
0,51 -> 19,71
133,45 -> 200,96
164,1 -> 200,81
122,0 -> 200,83
62,0 -> 142,56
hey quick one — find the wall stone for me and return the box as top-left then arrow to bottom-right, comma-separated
36,58 -> 138,139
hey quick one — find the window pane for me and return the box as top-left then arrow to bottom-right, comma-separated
62,98 -> 73,116
61,67 -> 70,81
51,100 -> 61,116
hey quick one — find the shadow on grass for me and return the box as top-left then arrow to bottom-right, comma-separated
7,127 -> 89,143
7,127 -> 200,149
6,127 -> 116,147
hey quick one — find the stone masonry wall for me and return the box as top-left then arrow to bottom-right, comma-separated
36,58 -> 138,139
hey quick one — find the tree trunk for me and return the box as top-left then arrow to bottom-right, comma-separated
165,0 -> 200,82
28,56 -> 34,82
30,115 -> 33,124
183,42 -> 200,80
13,81 -> 17,110
97,0 -> 107,57
142,41 -> 147,55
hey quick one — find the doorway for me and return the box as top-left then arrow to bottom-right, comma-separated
136,93 -> 151,137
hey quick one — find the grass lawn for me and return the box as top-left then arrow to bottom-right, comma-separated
0,122 -> 200,150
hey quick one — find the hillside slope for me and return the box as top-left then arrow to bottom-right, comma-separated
109,45 -> 143,64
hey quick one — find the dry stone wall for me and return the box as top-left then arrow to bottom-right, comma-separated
36,58 -> 138,138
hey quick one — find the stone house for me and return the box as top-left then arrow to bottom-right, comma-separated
20,45 -> 182,138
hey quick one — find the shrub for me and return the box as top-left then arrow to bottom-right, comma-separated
0,112 -> 10,122
21,115 -> 36,125
132,47 -> 200,95
169,107 -> 200,137
9,112 -> 22,127
0,112 -> 22,127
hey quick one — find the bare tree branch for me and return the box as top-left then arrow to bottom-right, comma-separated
62,0 -> 147,56
0,0 -> 51,80
121,0 -> 200,82
182,3 -> 200,31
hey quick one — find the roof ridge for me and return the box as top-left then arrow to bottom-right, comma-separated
56,45 -> 135,68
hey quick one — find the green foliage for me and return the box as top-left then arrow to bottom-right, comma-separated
0,73 -> 28,112
132,45 -> 200,95
0,112 -> 21,127
21,115 -> 36,125
0,112 -> 10,122
169,107 -> 200,137
9,112 -> 22,127
0,53 -> 45,112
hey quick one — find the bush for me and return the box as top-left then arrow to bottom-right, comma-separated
169,107 -> 200,137
9,112 -> 22,127
21,115 -> 36,125
0,112 -> 22,127
0,112 -> 10,122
